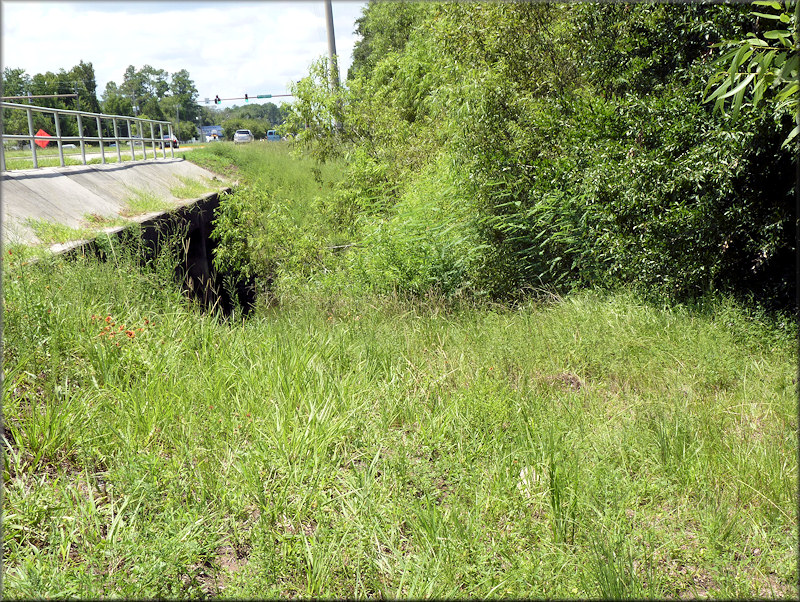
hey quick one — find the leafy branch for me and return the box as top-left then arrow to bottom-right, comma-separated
704,0 -> 798,147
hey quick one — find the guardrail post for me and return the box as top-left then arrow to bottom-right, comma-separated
126,119 -> 135,160
159,124 -> 166,158
27,107 -> 38,169
150,122 -> 157,158
112,118 -> 121,162
168,124 -> 175,158
54,111 -> 65,167
97,116 -> 106,164
0,116 -> 5,171
77,113 -> 86,164
136,120 -> 144,159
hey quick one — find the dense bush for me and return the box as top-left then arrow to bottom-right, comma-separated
281,1 -> 795,309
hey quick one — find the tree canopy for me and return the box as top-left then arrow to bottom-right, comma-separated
284,1 -> 795,310
1,61 -> 205,140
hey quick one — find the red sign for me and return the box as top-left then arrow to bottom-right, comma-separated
34,129 -> 51,148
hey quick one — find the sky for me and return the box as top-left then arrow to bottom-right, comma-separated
1,0 -> 367,108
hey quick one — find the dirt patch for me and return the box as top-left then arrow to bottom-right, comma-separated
3,423 -> 16,448
543,372 -> 585,392
198,543 -> 251,596
757,571 -> 797,598
217,545 -> 249,573
276,514 -> 317,537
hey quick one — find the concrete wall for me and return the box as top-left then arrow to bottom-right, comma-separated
1,158 -> 230,250
2,158 -> 254,314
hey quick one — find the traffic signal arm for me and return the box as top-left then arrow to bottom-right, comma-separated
209,93 -> 293,104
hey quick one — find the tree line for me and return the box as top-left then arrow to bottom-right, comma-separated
2,62 -> 289,142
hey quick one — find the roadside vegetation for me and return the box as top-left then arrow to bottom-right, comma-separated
2,1 -> 798,599
282,1 -> 796,310
3,139 -> 797,599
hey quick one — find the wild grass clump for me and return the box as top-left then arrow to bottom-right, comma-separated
170,175 -> 219,199
23,218 -> 92,245
120,188 -> 174,217
3,236 -> 796,597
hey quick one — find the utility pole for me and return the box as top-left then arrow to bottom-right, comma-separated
324,0 -> 340,91
324,0 -> 342,130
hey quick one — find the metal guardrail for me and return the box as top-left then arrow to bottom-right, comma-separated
0,101 -> 177,171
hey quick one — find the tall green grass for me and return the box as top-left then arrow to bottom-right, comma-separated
3,234 -> 796,597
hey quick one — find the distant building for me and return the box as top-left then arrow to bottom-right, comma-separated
200,125 -> 224,141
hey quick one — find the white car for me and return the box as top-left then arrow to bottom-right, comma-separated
233,129 -> 254,144
161,134 -> 179,149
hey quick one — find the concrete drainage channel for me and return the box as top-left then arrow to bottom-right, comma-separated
2,159 -> 255,315
76,192 -> 256,316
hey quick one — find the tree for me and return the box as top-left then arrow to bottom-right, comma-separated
705,0 -> 799,147
348,1 -> 433,80
175,120 -> 199,142
2,67 -> 31,97
2,67 -> 32,136
2,62 -> 103,137
285,0 -> 795,307
119,64 -> 169,115
68,60 -> 101,114
102,81 -> 132,116
170,69 -> 199,122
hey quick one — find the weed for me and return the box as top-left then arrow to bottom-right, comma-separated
23,218 -> 91,245
170,175 -> 218,199
83,213 -> 131,229
2,144 -> 796,598
119,188 -> 174,217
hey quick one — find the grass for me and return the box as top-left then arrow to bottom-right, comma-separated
4,245 -> 796,600
170,175 -> 220,199
3,144 -> 107,158
22,218 -> 93,245
2,143 -> 797,599
120,188 -> 176,217
82,214 -> 132,229
3,143 -> 176,158
17,188 -> 196,249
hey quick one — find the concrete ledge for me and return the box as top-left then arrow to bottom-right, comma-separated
1,158 -> 231,247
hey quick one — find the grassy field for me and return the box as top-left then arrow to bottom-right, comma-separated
2,144 -> 797,598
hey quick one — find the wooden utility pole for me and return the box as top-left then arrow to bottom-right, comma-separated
324,0 -> 340,91
324,0 -> 343,130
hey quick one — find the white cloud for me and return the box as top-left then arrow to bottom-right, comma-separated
1,1 -> 366,106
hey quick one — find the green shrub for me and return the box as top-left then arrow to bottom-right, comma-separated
346,155 -> 480,296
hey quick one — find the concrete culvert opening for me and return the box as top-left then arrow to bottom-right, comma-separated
75,193 -> 256,318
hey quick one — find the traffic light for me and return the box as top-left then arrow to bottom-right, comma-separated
214,95 -> 221,105
244,93 -> 248,103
